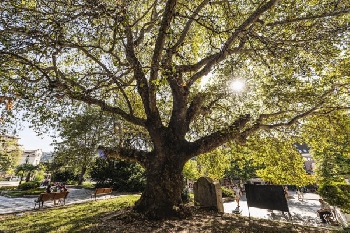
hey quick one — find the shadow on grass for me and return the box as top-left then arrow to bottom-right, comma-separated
0,196 -> 139,233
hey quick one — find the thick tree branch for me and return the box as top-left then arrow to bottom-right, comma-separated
187,114 -> 251,159
133,1 -> 159,46
185,0 -> 279,88
124,23 -> 162,124
171,0 -> 211,52
150,0 -> 176,81
241,85 -> 343,138
97,146 -> 149,168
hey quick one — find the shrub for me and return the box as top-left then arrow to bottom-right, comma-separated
52,171 -> 76,183
17,181 -> 40,191
82,182 -> 95,189
222,186 -> 234,198
181,187 -> 190,203
90,158 -> 146,192
319,183 -> 350,213
33,170 -> 45,182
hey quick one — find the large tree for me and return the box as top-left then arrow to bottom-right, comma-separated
1,0 -> 349,219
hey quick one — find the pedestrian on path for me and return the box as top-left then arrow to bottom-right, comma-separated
46,184 -> 52,193
283,186 -> 289,200
297,189 -> 304,201
233,185 -> 242,207
317,199 -> 332,223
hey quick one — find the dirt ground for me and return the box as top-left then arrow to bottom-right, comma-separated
91,207 -> 336,233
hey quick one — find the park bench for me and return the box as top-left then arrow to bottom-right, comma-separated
91,187 -> 113,200
34,191 -> 69,209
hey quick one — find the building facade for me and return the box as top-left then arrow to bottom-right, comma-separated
20,149 -> 43,166
294,143 -> 315,174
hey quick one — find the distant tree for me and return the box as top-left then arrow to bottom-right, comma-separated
227,137 -> 313,186
52,107 -> 119,185
225,158 -> 261,182
52,170 -> 76,183
196,147 -> 232,181
15,164 -> 38,184
0,136 -> 22,174
303,111 -> 350,185
182,159 -> 200,181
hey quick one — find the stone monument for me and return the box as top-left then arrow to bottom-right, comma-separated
193,177 -> 224,212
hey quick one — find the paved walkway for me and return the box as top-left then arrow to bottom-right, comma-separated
224,191 -> 348,229
0,187 -> 120,215
224,191 -> 320,223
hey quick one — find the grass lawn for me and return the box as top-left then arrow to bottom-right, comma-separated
0,195 -> 139,233
2,189 -> 44,197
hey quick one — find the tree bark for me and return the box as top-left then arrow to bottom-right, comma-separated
78,166 -> 86,185
25,172 -> 31,182
133,154 -> 186,220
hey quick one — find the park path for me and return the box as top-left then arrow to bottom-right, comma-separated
224,190 -> 349,229
224,191 -> 320,224
0,187 -> 118,215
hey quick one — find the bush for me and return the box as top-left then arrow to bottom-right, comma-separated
82,182 -> 95,189
221,186 -> 234,198
181,187 -> 190,203
52,171 -> 76,183
33,170 -> 45,182
17,181 -> 40,191
90,158 -> 146,192
319,183 -> 350,213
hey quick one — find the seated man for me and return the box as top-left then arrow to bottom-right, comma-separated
317,199 -> 332,223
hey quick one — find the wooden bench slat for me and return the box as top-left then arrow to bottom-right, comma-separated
91,188 -> 113,200
34,191 -> 69,209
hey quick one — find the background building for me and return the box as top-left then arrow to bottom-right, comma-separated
19,149 -> 43,166
295,143 -> 315,174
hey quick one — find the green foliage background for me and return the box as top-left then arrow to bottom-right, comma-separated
90,158 -> 146,192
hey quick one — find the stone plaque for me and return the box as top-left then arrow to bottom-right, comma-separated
193,177 -> 224,213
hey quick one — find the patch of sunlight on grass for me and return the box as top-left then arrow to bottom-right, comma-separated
0,195 -> 140,233
81,182 -> 95,189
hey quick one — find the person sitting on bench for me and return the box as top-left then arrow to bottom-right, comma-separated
317,199 -> 332,223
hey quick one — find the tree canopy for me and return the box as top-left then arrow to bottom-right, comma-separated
52,107 -> 119,184
0,135 -> 22,173
303,111 -> 350,184
0,0 -> 349,219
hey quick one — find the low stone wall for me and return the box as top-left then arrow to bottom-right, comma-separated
334,207 -> 348,228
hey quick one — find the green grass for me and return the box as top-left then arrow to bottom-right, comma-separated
0,195 -> 139,233
0,186 -> 18,191
81,182 -> 95,189
2,188 -> 45,197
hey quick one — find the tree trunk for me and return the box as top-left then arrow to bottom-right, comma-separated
133,155 -> 186,220
25,172 -> 31,182
78,166 -> 86,185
